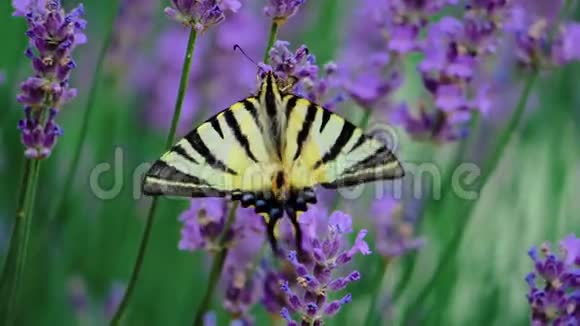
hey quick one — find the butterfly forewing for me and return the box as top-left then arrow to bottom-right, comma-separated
283,94 -> 404,190
142,98 -> 276,197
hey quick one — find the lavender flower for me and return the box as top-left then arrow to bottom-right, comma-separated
14,0 -> 86,159
12,0 -> 42,16
263,41 -> 344,109
390,1 -> 511,142
221,208 -> 265,322
164,0 -> 239,31
107,0 -> 156,81
553,23 -> 580,64
338,0 -> 407,115
505,4 -> 553,67
370,197 -> 425,258
526,234 -> 580,324
138,10 -> 265,133
388,0 -> 457,53
274,211 -> 370,324
179,199 -> 266,322
136,27 -> 202,132
504,1 -> 580,68
264,0 -> 305,23
178,198 -> 228,252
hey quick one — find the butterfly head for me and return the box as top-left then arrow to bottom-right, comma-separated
258,69 -> 297,94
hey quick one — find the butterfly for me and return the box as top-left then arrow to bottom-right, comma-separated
142,71 -> 404,254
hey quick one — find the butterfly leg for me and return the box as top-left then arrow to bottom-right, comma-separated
264,202 -> 284,256
266,215 -> 281,256
286,208 -> 304,258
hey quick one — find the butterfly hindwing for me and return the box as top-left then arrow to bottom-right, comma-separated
142,98 -> 276,197
283,94 -> 404,190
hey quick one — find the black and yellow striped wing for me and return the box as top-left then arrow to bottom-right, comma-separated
142,98 -> 276,197
141,71 -> 404,255
283,95 -> 404,190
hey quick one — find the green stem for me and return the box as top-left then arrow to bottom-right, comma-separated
403,71 -> 538,320
192,202 -> 239,326
166,29 -> 198,149
4,159 -> 41,324
110,28 -> 198,326
362,259 -> 390,326
392,112 -> 481,302
263,22 -> 279,63
0,160 -> 32,290
51,0 -> 120,224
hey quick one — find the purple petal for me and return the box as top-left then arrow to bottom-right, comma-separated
328,211 -> 352,234
560,234 -> 580,266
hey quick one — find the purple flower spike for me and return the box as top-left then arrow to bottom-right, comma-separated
264,0 -> 305,23
525,235 -> 580,324
328,271 -> 361,292
263,41 -> 343,110
13,0 -> 86,159
164,0 -> 236,31
275,211 -> 369,324
553,23 -> 580,64
178,199 -> 228,252
323,293 -> 352,316
561,234 -> 580,266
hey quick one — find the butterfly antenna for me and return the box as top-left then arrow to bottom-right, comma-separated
233,44 -> 259,67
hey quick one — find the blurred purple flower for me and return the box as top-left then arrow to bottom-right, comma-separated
264,0 -> 305,23
526,234 -> 580,324
371,197 -> 425,258
221,208 -> 265,322
387,0 -> 457,53
275,211 -> 370,324
178,199 -> 266,321
203,312 -> 217,326
504,0 -> 580,67
505,4 -> 552,67
68,276 -> 89,316
164,0 -> 237,31
138,9 -> 265,133
553,23 -> 580,64
104,282 -> 126,320
339,0 -> 404,112
12,0 -> 42,16
136,27 -> 202,132
393,1 -> 512,142
178,198 -> 228,252
343,66 -> 402,111
390,103 -> 470,142
107,0 -> 156,81
14,0 -> 86,159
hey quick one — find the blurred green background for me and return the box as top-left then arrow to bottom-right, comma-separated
0,0 -> 579,325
